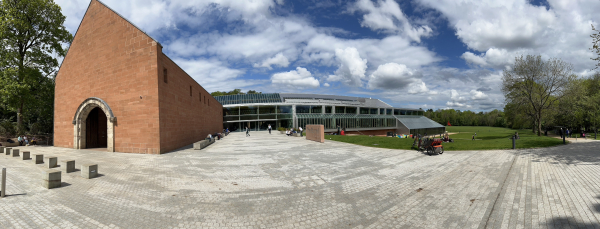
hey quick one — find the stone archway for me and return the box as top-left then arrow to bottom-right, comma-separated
72,97 -> 116,152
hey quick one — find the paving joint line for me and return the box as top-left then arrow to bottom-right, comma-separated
482,151 -> 519,229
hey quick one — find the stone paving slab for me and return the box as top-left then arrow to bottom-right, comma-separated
0,132 -> 599,228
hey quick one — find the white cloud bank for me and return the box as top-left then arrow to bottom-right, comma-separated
271,67 -> 320,88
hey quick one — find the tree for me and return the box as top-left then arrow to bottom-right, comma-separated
502,55 -> 576,136
0,0 -> 72,127
210,89 -> 262,97
592,25 -> 600,69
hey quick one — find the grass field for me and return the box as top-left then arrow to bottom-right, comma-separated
325,126 -> 565,151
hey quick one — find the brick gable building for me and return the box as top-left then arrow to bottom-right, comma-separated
54,0 -> 222,154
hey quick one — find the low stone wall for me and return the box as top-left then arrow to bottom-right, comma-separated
306,125 -> 324,143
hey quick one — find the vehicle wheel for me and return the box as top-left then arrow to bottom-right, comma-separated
426,146 -> 434,155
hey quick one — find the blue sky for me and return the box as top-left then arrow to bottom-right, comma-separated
56,0 -> 600,111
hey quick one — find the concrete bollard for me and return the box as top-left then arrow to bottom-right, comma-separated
81,164 -> 98,179
42,170 -> 61,189
60,160 -> 75,173
22,151 -> 30,160
33,154 -> 43,164
11,149 -> 19,157
46,157 -> 57,168
1,168 -> 5,198
0,146 -> 4,154
4,147 -> 11,155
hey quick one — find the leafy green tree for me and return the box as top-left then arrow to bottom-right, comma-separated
211,89 -> 262,97
502,55 -> 576,136
0,0 -> 72,127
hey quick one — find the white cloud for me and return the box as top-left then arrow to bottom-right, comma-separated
367,63 -> 427,93
417,0 -> 600,73
323,83 -> 330,87
271,67 -> 320,88
170,58 -> 254,92
470,90 -> 488,100
327,47 -> 368,87
254,53 -> 290,69
352,0 -> 432,42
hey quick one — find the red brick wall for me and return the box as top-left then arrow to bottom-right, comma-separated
55,0 -> 223,154
55,0 -> 161,154
157,54 -> 223,153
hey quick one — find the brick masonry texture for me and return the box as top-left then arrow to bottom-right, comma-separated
54,0 -> 222,154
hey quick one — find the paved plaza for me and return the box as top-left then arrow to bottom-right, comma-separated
1,132 -> 600,228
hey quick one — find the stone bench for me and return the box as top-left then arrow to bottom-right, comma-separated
81,164 -> 98,179
60,160 -> 75,173
293,133 -> 302,137
10,149 -> 19,157
33,154 -> 43,164
193,138 -> 215,150
42,170 -> 61,189
22,151 -> 30,160
45,156 -> 57,168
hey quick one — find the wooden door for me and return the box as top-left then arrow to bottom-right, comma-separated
86,108 -> 107,148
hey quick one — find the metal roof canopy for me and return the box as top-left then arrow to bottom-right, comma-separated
394,115 -> 445,129
296,114 -> 397,119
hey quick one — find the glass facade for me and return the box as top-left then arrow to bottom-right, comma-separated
220,103 -> 430,132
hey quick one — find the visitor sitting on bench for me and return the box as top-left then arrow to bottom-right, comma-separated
286,129 -> 292,136
31,137 -> 37,145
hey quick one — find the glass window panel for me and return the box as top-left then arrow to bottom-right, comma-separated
296,105 -> 311,114
335,106 -> 346,114
223,107 -> 239,116
277,106 -> 292,114
259,114 -> 276,119
401,110 -> 407,115
311,106 -> 322,114
239,106 -> 258,115
325,106 -> 332,113
360,108 -> 369,114
259,106 -> 276,114
370,108 -> 377,114
386,109 -> 392,115
224,116 -> 239,121
239,115 -> 258,120
346,107 -> 357,114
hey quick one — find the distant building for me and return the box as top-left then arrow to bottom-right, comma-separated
54,0 -> 223,154
215,93 -> 445,136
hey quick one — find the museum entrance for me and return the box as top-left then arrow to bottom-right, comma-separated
86,107 -> 107,148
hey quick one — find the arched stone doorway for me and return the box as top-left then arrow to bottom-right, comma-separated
72,97 -> 116,152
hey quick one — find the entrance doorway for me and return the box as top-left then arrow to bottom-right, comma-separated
85,107 -> 107,148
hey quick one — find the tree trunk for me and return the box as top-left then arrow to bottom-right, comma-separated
537,112 -> 542,136
17,99 -> 23,128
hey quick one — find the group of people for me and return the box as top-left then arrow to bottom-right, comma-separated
285,126 -> 303,136
17,135 -> 37,146
559,128 -> 587,138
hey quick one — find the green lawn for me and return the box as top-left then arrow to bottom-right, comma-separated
325,126 -> 565,151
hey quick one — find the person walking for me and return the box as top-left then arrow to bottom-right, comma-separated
299,126 -> 303,136
246,126 -> 250,137
268,124 -> 272,134
472,134 -> 475,141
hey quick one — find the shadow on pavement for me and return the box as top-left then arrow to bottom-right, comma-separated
515,141 -> 600,165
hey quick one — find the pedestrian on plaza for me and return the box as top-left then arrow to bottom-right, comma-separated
299,126 -> 303,136
268,124 -> 272,134
337,125 -> 341,135
246,126 -> 250,137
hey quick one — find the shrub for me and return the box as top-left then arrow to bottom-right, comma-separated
0,119 -> 17,137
